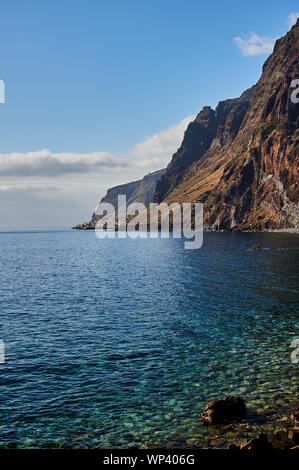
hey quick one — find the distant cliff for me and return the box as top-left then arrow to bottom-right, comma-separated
73,169 -> 165,229
75,20 -> 299,232
92,168 -> 165,222
154,20 -> 299,230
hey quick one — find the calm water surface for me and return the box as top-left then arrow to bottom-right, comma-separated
0,230 -> 298,448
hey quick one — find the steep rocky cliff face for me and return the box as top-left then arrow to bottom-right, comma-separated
154,20 -> 299,230
92,168 -> 165,222
154,87 -> 255,203
73,169 -> 165,229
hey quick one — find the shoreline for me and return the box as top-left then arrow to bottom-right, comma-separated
164,400 -> 299,450
2,398 -> 298,449
72,224 -> 299,234
265,228 -> 299,234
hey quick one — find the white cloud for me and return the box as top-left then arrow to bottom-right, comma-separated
130,115 -> 194,162
0,183 -> 59,192
0,116 -> 194,227
233,33 -> 276,56
0,149 -> 128,177
234,12 -> 299,57
0,116 -> 194,178
287,12 -> 299,28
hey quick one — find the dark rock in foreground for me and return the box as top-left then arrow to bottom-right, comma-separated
202,396 -> 247,425
240,433 -> 273,451
236,429 -> 299,450
268,429 -> 297,449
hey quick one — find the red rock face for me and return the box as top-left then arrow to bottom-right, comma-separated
154,89 -> 254,205
155,20 -> 299,231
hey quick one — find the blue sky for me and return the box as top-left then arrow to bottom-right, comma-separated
0,0 -> 298,227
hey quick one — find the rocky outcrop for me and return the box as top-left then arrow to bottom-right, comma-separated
154,88 -> 254,204
202,396 -> 247,424
239,433 -> 273,451
76,21 -> 298,232
92,168 -> 165,222
73,169 -> 165,229
203,21 -> 299,231
154,20 -> 299,231
238,428 -> 299,450
90,169 -> 164,222
248,244 -> 261,251
201,397 -> 299,450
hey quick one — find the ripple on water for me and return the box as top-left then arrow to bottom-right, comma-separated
0,231 -> 298,448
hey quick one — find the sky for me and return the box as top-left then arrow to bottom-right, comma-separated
0,0 -> 298,228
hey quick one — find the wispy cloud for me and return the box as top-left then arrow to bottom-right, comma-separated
130,116 -> 194,162
0,116 -> 194,178
287,12 -> 299,28
0,116 -> 194,227
234,12 -> 299,57
233,33 -> 276,57
0,149 -> 128,177
0,183 -> 60,192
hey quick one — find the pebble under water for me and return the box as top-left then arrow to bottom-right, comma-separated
0,230 -> 298,448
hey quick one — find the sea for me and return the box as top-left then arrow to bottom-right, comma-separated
0,229 -> 298,448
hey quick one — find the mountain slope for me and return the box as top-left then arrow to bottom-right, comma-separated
92,168 -> 165,221
73,169 -> 165,229
154,86 -> 255,203
154,20 -> 299,230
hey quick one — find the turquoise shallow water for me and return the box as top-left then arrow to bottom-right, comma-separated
0,230 -> 298,448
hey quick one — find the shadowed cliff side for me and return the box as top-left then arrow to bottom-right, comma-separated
73,169 -> 165,229
154,20 -> 299,231
153,87 -> 255,204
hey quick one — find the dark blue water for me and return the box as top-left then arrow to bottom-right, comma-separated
0,230 -> 298,448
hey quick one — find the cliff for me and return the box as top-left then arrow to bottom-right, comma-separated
73,169 -> 165,229
154,20 -> 299,231
154,87 -> 255,203
75,21 -> 299,232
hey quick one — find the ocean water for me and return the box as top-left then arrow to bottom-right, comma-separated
0,230 -> 298,448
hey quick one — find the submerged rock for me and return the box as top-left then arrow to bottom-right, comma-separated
288,428 -> 299,444
248,244 -> 261,251
208,363 -> 226,371
268,429 -> 296,449
240,433 -> 273,451
202,396 -> 247,425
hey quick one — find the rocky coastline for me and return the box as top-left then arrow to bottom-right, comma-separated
144,396 -> 299,450
75,21 -> 299,233
73,220 -> 299,233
